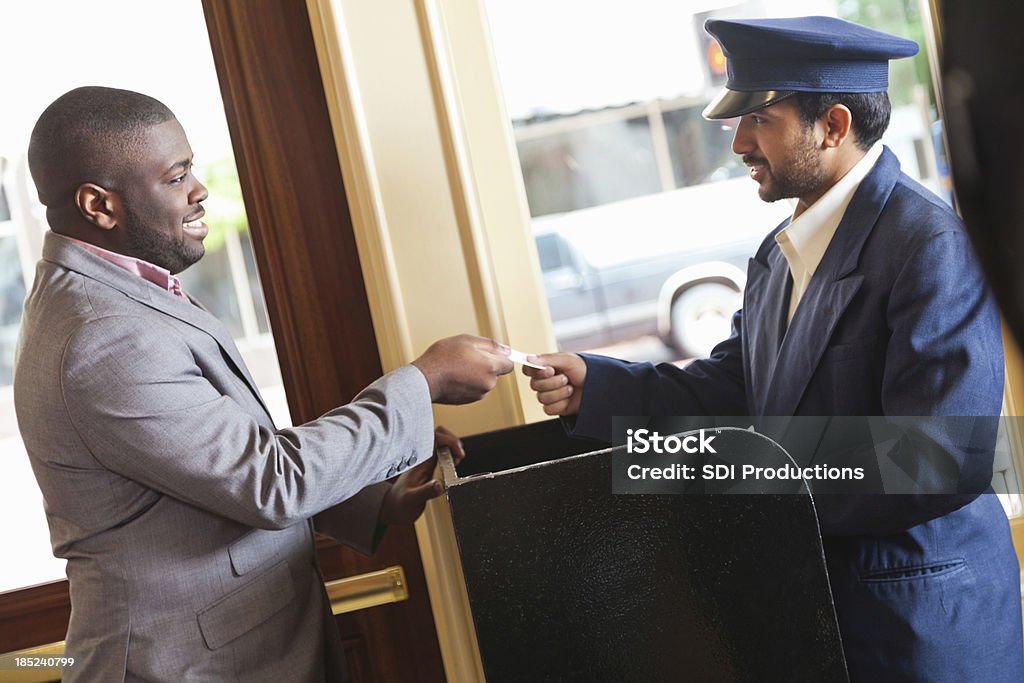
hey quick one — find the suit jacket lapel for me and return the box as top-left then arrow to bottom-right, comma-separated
147,291 -> 271,418
42,233 -> 272,418
761,147 -> 902,415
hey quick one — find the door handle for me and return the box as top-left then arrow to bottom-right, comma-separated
327,565 -> 409,615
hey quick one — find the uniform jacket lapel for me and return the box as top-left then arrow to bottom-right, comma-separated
42,233 -> 271,418
760,148 -> 902,415
745,242 -> 791,414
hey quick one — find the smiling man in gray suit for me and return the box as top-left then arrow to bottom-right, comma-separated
13,86 -> 513,682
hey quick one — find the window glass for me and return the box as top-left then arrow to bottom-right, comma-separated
241,230 -> 272,335
0,1 -> 290,593
487,0 -> 943,363
535,233 -> 568,273
517,115 -> 661,217
181,241 -> 244,336
0,236 -> 25,386
662,104 -> 745,188
0,168 -> 10,221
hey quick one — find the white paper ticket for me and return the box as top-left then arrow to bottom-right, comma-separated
507,348 -> 547,370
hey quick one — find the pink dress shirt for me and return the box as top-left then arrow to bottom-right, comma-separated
54,232 -> 189,301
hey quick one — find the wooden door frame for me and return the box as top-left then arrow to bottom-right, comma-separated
201,1 -> 445,680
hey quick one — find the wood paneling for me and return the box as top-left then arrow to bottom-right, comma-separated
0,581 -> 69,653
319,534 -> 446,682
201,0 -> 379,416
201,1 -> 446,681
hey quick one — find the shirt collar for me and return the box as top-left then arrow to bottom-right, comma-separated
53,232 -> 189,300
776,142 -> 883,280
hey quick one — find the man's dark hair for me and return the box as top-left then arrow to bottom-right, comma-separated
27,86 -> 175,209
792,91 -> 891,150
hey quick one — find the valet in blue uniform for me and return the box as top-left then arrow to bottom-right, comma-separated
525,16 -> 1024,682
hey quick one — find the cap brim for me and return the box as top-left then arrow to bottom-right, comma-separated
702,89 -> 798,120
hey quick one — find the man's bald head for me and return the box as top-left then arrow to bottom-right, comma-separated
28,86 -> 176,217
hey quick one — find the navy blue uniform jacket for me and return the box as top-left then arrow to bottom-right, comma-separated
573,149 -> 1023,681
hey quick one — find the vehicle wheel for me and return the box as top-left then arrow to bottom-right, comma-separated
669,282 -> 741,359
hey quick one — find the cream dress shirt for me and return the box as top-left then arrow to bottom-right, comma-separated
775,143 -> 883,323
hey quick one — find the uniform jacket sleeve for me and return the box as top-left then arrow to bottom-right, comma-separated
570,311 -> 748,444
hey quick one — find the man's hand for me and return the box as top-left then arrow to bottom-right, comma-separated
412,334 -> 514,405
433,424 -> 465,465
522,352 -> 587,416
378,427 -> 463,527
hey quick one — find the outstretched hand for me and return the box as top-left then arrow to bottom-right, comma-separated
412,334 -> 514,405
378,426 -> 463,527
521,352 -> 587,416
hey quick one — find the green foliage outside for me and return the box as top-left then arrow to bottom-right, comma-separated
196,156 -> 248,253
837,0 -> 933,109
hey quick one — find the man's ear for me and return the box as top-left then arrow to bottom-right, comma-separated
74,183 -> 118,230
822,104 -> 853,148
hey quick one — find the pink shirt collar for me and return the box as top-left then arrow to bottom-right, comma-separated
54,232 -> 189,300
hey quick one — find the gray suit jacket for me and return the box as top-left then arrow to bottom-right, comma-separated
13,232 -> 435,681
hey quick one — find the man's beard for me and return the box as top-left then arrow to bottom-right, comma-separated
751,128 -> 829,204
123,205 -> 204,275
